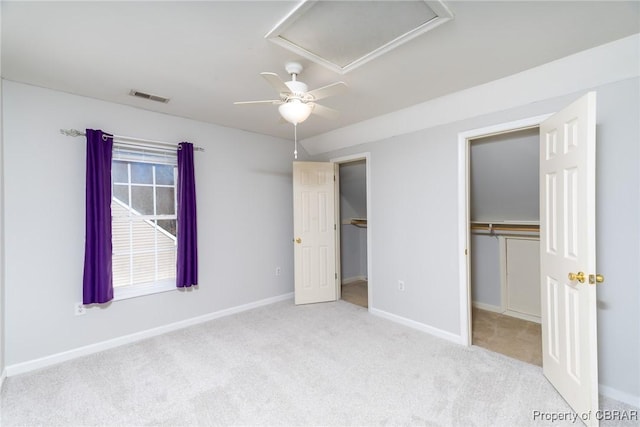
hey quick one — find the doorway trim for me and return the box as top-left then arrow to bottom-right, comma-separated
331,152 -> 372,310
457,114 -> 552,346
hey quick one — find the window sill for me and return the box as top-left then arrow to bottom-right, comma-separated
113,279 -> 176,301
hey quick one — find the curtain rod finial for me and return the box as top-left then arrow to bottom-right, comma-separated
60,128 -> 85,137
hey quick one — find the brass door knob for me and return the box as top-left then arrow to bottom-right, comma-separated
295,237 -> 302,244
568,271 -> 586,283
589,274 -> 605,284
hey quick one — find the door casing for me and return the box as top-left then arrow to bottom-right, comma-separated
458,114 -> 552,345
331,153 -> 372,310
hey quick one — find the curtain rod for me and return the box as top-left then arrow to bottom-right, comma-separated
60,129 -> 205,152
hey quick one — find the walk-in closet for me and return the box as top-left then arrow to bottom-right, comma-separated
469,127 -> 542,365
338,160 -> 368,308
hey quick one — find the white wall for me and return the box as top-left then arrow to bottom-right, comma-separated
313,76 -> 640,405
2,81 -> 295,367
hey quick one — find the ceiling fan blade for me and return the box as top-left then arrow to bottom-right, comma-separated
307,81 -> 347,101
310,103 -> 340,120
260,72 -> 291,94
234,99 -> 282,105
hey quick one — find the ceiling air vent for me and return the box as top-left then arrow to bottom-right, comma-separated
129,89 -> 170,104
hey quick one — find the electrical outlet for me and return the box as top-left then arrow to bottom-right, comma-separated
275,267 -> 281,276
74,302 -> 86,316
398,280 -> 405,291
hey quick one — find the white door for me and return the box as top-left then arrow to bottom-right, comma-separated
540,92 -> 599,425
293,161 -> 337,305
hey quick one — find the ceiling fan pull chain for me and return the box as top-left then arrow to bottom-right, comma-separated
294,123 -> 298,159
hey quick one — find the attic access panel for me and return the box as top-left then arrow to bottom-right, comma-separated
265,0 -> 453,74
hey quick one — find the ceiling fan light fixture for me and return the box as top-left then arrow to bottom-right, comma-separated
279,100 -> 312,125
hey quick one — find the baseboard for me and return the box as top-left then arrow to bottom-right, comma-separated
503,309 -> 541,324
342,276 -> 367,285
472,302 -> 542,324
599,384 -> 640,409
369,307 -> 465,345
6,292 -> 294,377
472,301 -> 502,313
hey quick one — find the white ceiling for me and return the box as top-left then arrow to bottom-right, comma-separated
2,1 -> 639,143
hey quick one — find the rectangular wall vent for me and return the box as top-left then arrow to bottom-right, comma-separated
129,89 -> 170,104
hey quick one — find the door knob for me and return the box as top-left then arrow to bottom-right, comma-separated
295,237 -> 302,244
589,274 -> 605,285
568,271 -> 585,283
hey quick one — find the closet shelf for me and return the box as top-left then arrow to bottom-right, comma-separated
471,220 -> 539,235
348,218 -> 367,228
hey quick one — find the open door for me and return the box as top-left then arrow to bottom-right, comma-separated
293,161 -> 338,305
540,92 -> 601,425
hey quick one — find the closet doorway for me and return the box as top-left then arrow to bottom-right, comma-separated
468,126 -> 542,366
333,155 -> 370,309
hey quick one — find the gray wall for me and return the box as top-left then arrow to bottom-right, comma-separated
2,80 -> 295,366
470,234 -> 501,308
470,128 -> 539,222
340,225 -> 367,281
314,77 -> 640,403
339,161 -> 367,219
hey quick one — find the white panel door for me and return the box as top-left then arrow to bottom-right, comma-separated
540,92 -> 599,425
293,161 -> 337,305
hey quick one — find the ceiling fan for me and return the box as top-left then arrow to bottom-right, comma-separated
234,61 -> 347,125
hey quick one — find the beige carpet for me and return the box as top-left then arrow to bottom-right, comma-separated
341,280 -> 368,308
472,307 -> 542,366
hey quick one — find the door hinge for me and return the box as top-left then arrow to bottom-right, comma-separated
334,224 -> 337,230
335,273 -> 338,280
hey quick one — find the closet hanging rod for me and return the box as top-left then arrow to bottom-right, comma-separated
60,128 -> 204,152
471,225 -> 540,232
470,224 -> 540,233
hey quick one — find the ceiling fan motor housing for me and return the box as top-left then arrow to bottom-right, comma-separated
284,80 -> 309,98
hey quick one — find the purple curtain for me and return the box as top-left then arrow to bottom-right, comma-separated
177,142 -> 198,287
82,129 -> 114,304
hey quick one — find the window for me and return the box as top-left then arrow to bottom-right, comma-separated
111,148 -> 178,299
